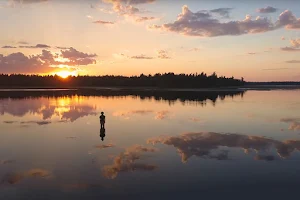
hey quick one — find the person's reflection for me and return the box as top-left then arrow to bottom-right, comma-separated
100,128 -> 106,141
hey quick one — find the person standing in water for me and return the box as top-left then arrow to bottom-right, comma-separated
100,112 -> 105,129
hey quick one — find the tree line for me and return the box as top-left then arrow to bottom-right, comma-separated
0,72 -> 245,88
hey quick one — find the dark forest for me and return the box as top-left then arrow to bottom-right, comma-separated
0,72 -> 245,88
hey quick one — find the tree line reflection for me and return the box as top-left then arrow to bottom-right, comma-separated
0,88 -> 245,104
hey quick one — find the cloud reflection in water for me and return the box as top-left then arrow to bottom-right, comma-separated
148,132 -> 300,162
0,97 -> 97,123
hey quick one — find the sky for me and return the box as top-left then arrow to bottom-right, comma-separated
0,0 -> 300,81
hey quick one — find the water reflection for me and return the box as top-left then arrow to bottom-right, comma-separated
0,88 -> 245,104
280,118 -> 300,131
100,128 -> 106,141
0,97 -> 97,123
102,145 -> 158,179
148,132 -> 300,162
1,169 -> 51,185
2,89 -> 300,198
113,110 -> 171,120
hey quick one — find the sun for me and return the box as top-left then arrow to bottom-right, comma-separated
55,71 -> 77,78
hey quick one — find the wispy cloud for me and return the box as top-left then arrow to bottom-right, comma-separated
210,8 -> 233,18
19,44 -> 51,48
2,45 -> 17,49
256,6 -> 278,13
131,54 -> 154,59
281,47 -> 300,52
157,50 -> 171,59
93,20 -> 115,25
286,60 -> 300,64
135,16 -> 157,23
262,68 -> 292,71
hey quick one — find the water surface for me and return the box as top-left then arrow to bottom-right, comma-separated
1,89 -> 300,199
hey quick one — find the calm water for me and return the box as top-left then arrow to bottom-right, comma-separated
1,89 -> 300,199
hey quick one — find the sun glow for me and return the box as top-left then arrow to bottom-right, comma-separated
55,71 -> 77,78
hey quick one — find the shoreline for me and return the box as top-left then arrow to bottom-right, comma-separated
0,85 -> 300,92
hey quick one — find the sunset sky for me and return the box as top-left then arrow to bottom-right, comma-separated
0,0 -> 300,81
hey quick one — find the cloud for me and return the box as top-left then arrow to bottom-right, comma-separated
0,51 -> 57,74
103,0 -> 141,16
280,39 -> 300,52
102,145 -> 158,179
2,46 -> 17,49
102,0 -> 156,23
1,168 -> 51,185
94,143 -> 115,149
290,39 -> 300,48
210,8 -> 233,18
131,54 -> 154,59
147,132 -> 300,162
19,44 -> 51,48
149,6 -> 300,37
257,6 -> 278,13
281,36 -> 285,40
280,118 -> 300,131
86,15 -> 93,19
93,20 -> 115,25
286,60 -> 300,64
61,47 -> 97,59
248,52 -> 257,55
55,46 -> 70,50
7,47 -> 95,73
281,47 -> 300,52
277,10 -> 300,30
262,68 -> 291,70
59,47 -> 97,66
157,50 -> 171,59
0,47 -> 98,73
135,16 -> 156,22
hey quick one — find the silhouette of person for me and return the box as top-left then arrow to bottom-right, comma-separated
99,112 -> 105,129
100,128 -> 106,141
